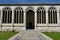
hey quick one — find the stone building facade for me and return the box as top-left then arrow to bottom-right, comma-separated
0,4 -> 60,32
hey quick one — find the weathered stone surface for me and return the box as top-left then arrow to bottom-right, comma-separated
14,30 -> 52,40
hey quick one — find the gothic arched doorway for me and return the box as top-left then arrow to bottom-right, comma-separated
26,10 -> 35,30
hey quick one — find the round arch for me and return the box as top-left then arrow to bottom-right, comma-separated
48,7 -> 57,24
48,7 -> 57,11
2,7 -> 12,23
37,7 -> 46,24
3,7 -> 12,11
14,7 -> 24,23
37,7 -> 45,11
14,7 -> 23,11
26,9 -> 35,30
25,7 -> 34,12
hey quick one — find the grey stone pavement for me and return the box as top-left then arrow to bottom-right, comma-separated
14,30 -> 48,40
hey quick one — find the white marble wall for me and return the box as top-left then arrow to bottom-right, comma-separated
0,5 -> 60,32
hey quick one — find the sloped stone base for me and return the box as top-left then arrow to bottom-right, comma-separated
35,27 -> 60,32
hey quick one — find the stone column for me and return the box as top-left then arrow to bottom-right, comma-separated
24,12 -> 26,29
1,11 -> 3,26
46,11 -> 49,32
57,12 -> 59,25
0,10 -> 3,30
12,9 -> 14,27
0,10 -> 2,27
46,12 -> 48,26
35,12 -> 37,29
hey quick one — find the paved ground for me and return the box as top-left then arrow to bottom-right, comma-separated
14,30 -> 46,40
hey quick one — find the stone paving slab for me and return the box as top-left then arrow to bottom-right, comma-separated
11,30 -> 53,40
15,30 -> 41,40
